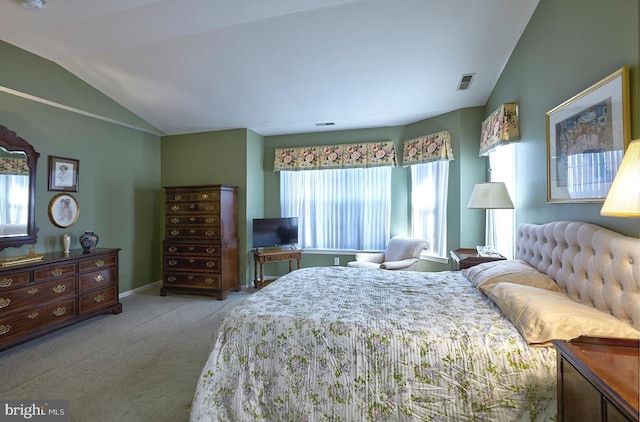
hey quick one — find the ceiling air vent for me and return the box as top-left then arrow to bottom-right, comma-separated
457,73 -> 475,90
314,122 -> 335,127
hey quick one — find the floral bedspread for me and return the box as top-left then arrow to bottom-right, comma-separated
191,267 -> 557,421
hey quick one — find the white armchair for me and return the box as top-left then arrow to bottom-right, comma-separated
347,236 -> 429,271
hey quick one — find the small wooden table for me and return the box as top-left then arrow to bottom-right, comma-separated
450,248 -> 506,270
252,247 -> 302,288
552,336 -> 639,421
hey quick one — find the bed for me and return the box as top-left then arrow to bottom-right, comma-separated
190,221 -> 640,421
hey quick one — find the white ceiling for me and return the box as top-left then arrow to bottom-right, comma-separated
0,0 -> 540,136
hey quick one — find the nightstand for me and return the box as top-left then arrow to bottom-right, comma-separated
449,248 -> 506,270
552,336 -> 639,422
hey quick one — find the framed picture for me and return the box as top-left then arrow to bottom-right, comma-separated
546,66 -> 630,203
48,156 -> 79,192
48,193 -> 79,228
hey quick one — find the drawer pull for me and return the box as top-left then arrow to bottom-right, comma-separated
0,324 -> 10,335
168,246 -> 177,253
51,268 -> 64,277
205,278 -> 216,285
188,247 -> 195,251
94,259 -> 105,268
94,274 -> 105,283
0,298 -> 11,308
171,217 -> 180,224
168,259 -> 177,266
205,217 -> 215,224
205,205 -> 214,211
189,204 -> 196,210
189,229 -> 196,234
187,275 -> 194,280
167,276 -> 176,282
52,284 -> 66,294
28,312 -> 39,319
188,259 -> 195,263
93,294 -> 106,303
206,248 -> 216,254
0,278 -> 13,288
174,194 -> 182,201
27,288 -> 38,295
206,261 -> 216,268
205,230 -> 215,237
52,307 -> 67,317
171,205 -> 180,212
189,217 -> 196,222
170,229 -> 180,236
201,193 -> 209,200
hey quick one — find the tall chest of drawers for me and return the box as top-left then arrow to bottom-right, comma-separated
0,248 -> 121,350
161,185 -> 240,300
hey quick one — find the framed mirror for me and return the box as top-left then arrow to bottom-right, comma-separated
0,125 -> 40,250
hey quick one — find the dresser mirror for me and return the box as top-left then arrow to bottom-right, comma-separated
0,125 -> 40,251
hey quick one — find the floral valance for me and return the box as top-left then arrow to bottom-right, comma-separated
274,141 -> 397,171
479,102 -> 519,156
402,131 -> 454,166
0,157 -> 28,175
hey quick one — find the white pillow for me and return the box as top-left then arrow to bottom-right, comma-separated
482,282 -> 640,345
462,259 -> 560,292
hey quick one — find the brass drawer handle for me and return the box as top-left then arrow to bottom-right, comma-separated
206,261 -> 216,268
205,278 -> 216,285
189,204 -> 196,210
0,278 -> 13,288
52,284 -> 66,294
167,276 -> 176,282
170,229 -> 180,236
171,217 -> 180,224
52,307 -> 67,317
201,193 -> 209,200
168,259 -> 177,266
188,259 -> 195,263
206,247 -> 216,254
27,288 -> 38,295
174,194 -> 182,201
205,205 -> 214,211
205,217 -> 214,224
205,230 -> 215,237
189,217 -> 196,222
187,275 -> 194,280
189,229 -> 196,234
168,246 -> 177,253
94,259 -> 105,268
94,274 -> 105,283
171,205 -> 180,212
51,268 -> 64,277
93,294 -> 106,303
0,324 -> 11,335
28,312 -> 39,319
188,247 -> 195,251
0,298 -> 11,308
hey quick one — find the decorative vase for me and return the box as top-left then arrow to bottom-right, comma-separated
62,234 -> 71,254
79,231 -> 99,253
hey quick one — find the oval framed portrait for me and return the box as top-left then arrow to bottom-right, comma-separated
48,193 -> 80,228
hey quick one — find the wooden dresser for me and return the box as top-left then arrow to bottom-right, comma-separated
553,336 -> 639,422
161,185 -> 240,300
0,248 -> 121,351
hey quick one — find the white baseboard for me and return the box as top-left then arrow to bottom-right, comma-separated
119,280 -> 162,299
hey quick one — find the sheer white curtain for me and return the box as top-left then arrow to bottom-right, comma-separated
487,144 -> 516,259
280,167 -> 392,250
0,174 -> 28,225
410,161 -> 449,258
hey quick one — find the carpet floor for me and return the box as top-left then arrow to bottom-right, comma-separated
0,283 -> 252,422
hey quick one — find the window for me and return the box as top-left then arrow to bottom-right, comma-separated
280,167 -> 392,250
487,143 -> 516,259
410,161 -> 450,258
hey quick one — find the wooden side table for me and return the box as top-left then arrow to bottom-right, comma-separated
252,247 -> 302,288
552,336 -> 639,422
450,248 -> 506,270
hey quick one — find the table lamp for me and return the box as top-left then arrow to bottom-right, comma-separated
600,139 -> 640,218
467,182 -> 514,254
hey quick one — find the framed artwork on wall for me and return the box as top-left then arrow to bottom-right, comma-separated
48,155 -> 79,192
48,193 -> 79,228
546,66 -> 630,203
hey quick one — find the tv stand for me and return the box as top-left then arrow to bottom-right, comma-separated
252,247 -> 302,288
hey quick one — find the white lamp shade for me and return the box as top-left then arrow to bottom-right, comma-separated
601,139 -> 640,217
467,182 -> 514,209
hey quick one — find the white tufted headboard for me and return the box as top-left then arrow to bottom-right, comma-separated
515,221 -> 640,330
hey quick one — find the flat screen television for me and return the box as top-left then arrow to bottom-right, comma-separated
252,217 -> 299,248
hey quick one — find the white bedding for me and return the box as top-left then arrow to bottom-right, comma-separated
191,267 -> 557,421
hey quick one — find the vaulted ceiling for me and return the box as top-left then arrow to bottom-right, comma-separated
0,0 -> 539,136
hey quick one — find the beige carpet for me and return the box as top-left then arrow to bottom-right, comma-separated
0,283 -> 252,422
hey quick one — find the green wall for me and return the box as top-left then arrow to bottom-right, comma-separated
486,0 -> 639,237
0,41 -> 162,294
